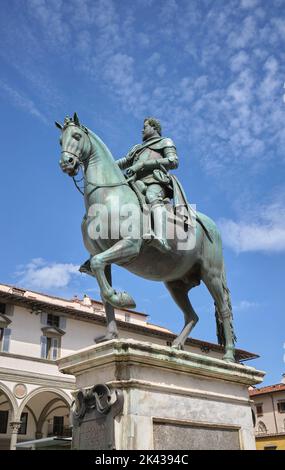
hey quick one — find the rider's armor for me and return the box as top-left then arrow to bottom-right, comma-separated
117,136 -> 179,252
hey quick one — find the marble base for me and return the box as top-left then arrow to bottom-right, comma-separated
57,339 -> 264,450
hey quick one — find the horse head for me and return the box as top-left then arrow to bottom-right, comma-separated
57,113 -> 91,177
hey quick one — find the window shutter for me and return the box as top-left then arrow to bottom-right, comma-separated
40,336 -> 47,358
40,312 -> 47,325
51,337 -> 59,360
59,316 -> 66,330
5,304 -> 14,316
2,328 -> 11,352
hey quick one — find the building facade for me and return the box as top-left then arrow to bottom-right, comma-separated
250,378 -> 285,450
0,282 -> 257,450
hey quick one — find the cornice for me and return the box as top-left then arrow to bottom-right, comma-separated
107,379 -> 253,406
58,339 -> 265,387
0,366 -> 75,389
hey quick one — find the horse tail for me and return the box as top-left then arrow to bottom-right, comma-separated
215,261 -> 237,346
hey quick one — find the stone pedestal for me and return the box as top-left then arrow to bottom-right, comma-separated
57,339 -> 264,450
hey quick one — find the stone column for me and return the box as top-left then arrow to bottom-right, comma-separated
58,339 -> 265,450
9,421 -> 21,450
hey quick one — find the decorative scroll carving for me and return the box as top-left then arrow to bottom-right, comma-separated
71,384 -> 123,450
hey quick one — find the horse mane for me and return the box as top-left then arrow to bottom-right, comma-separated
85,127 -> 116,162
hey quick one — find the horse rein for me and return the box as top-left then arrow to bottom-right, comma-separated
61,127 -> 129,197
72,161 -> 130,197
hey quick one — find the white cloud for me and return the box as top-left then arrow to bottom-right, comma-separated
161,0 -> 178,24
227,16 -> 256,50
102,53 -> 148,113
27,0 -> 71,47
146,52 -> 161,66
1,0 -> 284,177
272,18 -> 285,40
227,69 -> 254,104
0,80 -> 47,124
230,51 -> 249,72
75,31 -> 92,54
233,300 -> 259,311
219,202 -> 285,253
0,11 -> 62,112
137,32 -> 150,47
240,0 -> 259,9
16,258 -> 80,290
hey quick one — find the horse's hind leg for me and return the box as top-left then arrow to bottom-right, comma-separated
165,280 -> 199,350
202,272 -> 235,362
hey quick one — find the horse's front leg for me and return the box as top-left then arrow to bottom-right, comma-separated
90,238 -> 142,309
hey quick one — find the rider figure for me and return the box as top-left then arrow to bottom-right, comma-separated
116,118 -> 179,253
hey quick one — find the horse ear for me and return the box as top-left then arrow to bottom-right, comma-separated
73,113 -> 80,126
55,121 -> 63,130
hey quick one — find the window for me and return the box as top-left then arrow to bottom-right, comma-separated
256,403 -> 263,417
47,314 -> 60,328
46,337 -> 59,359
277,401 -> 285,413
41,313 -> 66,332
257,421 -> 267,434
18,412 -> 28,435
53,416 -> 64,436
46,337 -> 52,359
0,303 -> 6,314
0,328 -> 11,352
40,336 -> 60,360
125,313 -> 131,323
0,410 -> 9,434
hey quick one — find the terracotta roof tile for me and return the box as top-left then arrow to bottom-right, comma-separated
249,383 -> 285,396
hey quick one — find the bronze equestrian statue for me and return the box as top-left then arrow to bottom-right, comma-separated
57,113 -> 236,362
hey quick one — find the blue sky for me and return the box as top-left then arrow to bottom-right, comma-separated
0,0 -> 285,385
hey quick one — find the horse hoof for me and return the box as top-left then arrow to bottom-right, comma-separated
171,342 -> 184,351
222,354 -> 235,363
107,291 -> 136,309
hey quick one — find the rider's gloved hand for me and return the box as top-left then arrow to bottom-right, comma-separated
126,163 -> 143,176
126,167 -> 134,177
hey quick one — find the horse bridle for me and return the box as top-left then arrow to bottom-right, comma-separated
61,123 -> 92,164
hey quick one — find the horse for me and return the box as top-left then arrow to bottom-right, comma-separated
57,113 -> 236,362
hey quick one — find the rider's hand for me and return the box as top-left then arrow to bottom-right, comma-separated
126,163 -> 143,177
126,167 -> 135,177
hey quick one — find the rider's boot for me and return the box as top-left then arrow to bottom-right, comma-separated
149,202 -> 171,253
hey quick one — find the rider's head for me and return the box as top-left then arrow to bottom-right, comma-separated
142,117 -> 161,141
